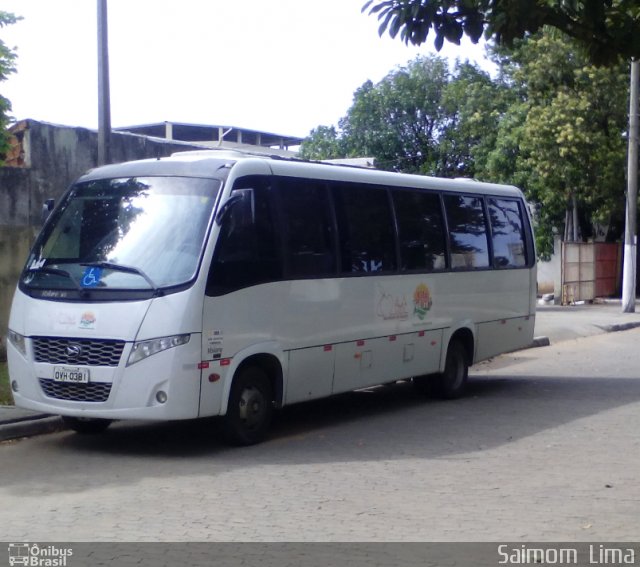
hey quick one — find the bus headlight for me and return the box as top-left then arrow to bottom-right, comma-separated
127,334 -> 190,366
7,329 -> 27,357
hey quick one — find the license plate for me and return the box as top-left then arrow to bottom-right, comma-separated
53,366 -> 90,383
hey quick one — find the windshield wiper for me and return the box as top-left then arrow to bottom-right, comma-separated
25,266 -> 84,293
80,261 -> 161,295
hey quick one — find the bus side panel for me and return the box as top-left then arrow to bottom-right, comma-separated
331,329 -> 443,395
332,337 -> 401,394
430,268 -> 534,363
286,346 -> 335,404
473,267 -> 536,361
410,329 -> 444,376
475,315 -> 535,361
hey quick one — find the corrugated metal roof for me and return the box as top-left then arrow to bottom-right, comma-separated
114,121 -> 304,149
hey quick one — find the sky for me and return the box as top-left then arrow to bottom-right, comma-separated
2,0 -> 492,139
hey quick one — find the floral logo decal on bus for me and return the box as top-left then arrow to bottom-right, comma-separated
79,311 -> 97,330
413,283 -> 433,320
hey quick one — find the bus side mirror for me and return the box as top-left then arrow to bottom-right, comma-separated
41,199 -> 55,224
215,188 -> 255,227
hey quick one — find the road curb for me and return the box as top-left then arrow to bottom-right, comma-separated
597,321 -> 640,334
0,415 -> 66,442
530,336 -> 551,348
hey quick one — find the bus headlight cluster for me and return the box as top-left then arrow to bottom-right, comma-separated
127,334 -> 190,366
7,329 -> 27,357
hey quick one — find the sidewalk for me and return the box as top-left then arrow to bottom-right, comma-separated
0,405 -> 65,441
2,299 -> 640,442
534,298 -> 640,344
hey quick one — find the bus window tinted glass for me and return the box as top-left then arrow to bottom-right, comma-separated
333,184 -> 396,274
279,178 -> 336,278
444,194 -> 490,269
393,190 -> 446,271
208,177 -> 281,295
488,198 -> 527,268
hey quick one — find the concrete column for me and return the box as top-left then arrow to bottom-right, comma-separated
97,0 -> 111,165
622,60 -> 639,312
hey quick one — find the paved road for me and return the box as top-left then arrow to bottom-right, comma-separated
1,328 -> 639,542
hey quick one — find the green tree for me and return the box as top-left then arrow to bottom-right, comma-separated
438,61 -> 508,177
363,0 -> 640,65
303,55 -> 501,176
483,34 -> 629,258
0,11 -> 20,163
340,56 -> 451,173
299,125 -> 345,160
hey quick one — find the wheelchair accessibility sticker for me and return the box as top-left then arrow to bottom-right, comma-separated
81,267 -> 103,288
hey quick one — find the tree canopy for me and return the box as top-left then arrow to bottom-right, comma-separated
0,11 -> 20,163
301,33 -> 630,258
362,0 -> 640,65
486,34 -> 629,256
300,55 -> 505,177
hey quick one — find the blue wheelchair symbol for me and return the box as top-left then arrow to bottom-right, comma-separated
81,267 -> 103,288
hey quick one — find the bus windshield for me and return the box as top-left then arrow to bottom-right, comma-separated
22,176 -> 221,297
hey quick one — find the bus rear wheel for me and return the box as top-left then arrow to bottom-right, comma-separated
222,366 -> 274,446
434,340 -> 468,399
413,340 -> 468,400
62,416 -> 112,434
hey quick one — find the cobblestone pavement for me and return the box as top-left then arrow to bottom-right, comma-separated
1,329 -> 639,542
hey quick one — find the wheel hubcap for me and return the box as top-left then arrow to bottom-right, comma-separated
238,386 -> 265,429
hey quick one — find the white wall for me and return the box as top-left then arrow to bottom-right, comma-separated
537,236 -> 562,297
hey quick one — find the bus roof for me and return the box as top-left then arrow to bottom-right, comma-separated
78,149 -> 524,198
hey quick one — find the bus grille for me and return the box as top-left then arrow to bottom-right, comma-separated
39,378 -> 112,403
32,337 -> 125,367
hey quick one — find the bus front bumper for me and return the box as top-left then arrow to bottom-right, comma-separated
7,335 -> 208,421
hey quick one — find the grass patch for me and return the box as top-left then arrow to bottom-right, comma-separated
0,362 -> 13,405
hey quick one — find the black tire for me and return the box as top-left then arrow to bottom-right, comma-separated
434,340 -> 469,399
413,340 -> 469,400
62,416 -> 112,434
222,366 -> 274,446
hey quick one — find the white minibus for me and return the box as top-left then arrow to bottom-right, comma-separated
7,150 -> 536,444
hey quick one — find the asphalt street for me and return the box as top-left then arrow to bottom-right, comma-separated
1,325 -> 639,542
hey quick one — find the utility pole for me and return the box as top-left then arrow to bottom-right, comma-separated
622,59 -> 639,312
97,0 -> 111,165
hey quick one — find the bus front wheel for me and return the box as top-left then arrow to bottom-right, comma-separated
222,366 -> 274,446
62,416 -> 112,434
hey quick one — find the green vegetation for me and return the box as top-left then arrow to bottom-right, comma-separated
363,0 -> 640,65
0,361 -> 13,405
0,10 -> 21,163
301,55 -> 506,178
486,35 -> 628,258
300,32 -> 630,259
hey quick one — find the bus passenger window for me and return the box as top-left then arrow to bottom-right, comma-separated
393,190 -> 446,271
207,179 -> 281,295
333,183 -> 397,274
443,194 -> 490,270
488,198 -> 527,268
279,179 -> 336,278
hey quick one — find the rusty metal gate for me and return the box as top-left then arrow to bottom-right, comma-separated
561,242 -> 620,305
